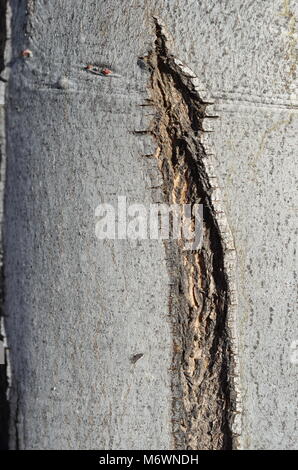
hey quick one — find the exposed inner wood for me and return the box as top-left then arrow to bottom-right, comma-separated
145,18 -> 240,450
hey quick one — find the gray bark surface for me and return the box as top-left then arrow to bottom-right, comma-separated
3,0 -> 298,450
5,0 -> 172,450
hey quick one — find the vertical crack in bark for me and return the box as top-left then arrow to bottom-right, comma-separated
145,18 -> 241,450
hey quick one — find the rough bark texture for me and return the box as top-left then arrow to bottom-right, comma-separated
0,1 -> 6,74
2,0 -> 298,450
4,0 -> 173,450
0,104 -> 9,450
0,0 -> 9,450
145,18 -> 240,449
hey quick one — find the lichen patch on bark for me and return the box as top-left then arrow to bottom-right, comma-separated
145,17 -> 242,450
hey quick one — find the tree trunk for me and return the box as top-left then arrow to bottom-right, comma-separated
1,0 -> 297,450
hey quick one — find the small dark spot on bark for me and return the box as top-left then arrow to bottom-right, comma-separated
137,58 -> 151,72
130,353 -> 144,364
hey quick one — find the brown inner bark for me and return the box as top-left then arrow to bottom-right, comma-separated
145,18 -> 237,450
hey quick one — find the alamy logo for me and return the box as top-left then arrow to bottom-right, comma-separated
95,196 -> 203,250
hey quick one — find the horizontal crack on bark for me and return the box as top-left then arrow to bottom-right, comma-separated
145,17 -> 241,450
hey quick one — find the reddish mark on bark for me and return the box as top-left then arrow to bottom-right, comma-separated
21,49 -> 32,58
84,65 -> 113,76
102,68 -> 112,75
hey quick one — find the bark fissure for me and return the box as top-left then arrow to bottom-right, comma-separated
145,18 -> 241,450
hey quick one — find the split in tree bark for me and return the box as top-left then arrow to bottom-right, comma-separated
145,17 -> 241,450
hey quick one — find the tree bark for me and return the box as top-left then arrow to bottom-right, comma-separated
2,0 -> 298,450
